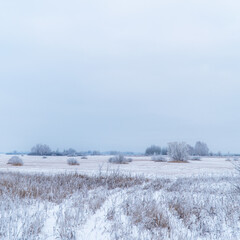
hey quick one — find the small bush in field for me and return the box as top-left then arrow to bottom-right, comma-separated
67,158 -> 79,165
190,156 -> 201,161
7,156 -> 23,166
108,155 -> 132,164
81,156 -> 88,159
151,155 -> 167,162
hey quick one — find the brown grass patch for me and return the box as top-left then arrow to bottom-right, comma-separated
0,172 -> 148,203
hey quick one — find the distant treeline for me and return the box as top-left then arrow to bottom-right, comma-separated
5,142 -> 239,157
12,144 -> 135,156
145,141 -> 210,156
145,141 -> 237,157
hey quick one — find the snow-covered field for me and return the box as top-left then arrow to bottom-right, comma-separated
0,155 -> 239,239
0,154 -> 235,177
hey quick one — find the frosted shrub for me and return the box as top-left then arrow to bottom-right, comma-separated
108,155 -> 132,164
151,155 -> 167,162
67,158 -> 79,165
7,156 -> 23,166
168,142 -> 189,162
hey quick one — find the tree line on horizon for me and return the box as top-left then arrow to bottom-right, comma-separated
28,144 -> 101,156
6,141 -> 231,157
145,141 -> 209,156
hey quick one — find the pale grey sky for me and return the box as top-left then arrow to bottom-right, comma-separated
1,0 -> 240,153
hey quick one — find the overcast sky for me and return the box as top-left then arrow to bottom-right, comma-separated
1,0 -> 240,153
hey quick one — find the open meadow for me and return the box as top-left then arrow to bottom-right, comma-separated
0,154 -> 234,177
2,0 -> 240,238
0,155 -> 239,239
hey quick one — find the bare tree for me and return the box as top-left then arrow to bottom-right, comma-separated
194,141 -> 209,156
168,142 -> 189,161
161,147 -> 168,155
30,144 -> 52,156
63,148 -> 77,156
92,150 -> 101,156
145,145 -> 161,155
187,144 -> 195,155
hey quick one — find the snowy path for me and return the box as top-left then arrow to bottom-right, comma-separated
76,190 -> 122,240
41,205 -> 59,240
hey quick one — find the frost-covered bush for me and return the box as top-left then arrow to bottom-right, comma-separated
67,158 -> 79,165
168,142 -> 189,162
151,155 -> 167,162
108,155 -> 132,164
7,156 -> 23,166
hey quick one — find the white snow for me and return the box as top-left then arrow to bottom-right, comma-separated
0,154 -> 239,239
0,154 -> 234,177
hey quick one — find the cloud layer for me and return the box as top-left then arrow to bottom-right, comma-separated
1,0 -> 240,153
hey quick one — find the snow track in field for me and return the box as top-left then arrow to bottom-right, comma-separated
77,189 -> 124,240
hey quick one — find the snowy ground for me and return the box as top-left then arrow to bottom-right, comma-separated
0,155 -> 239,239
0,154 -> 235,177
